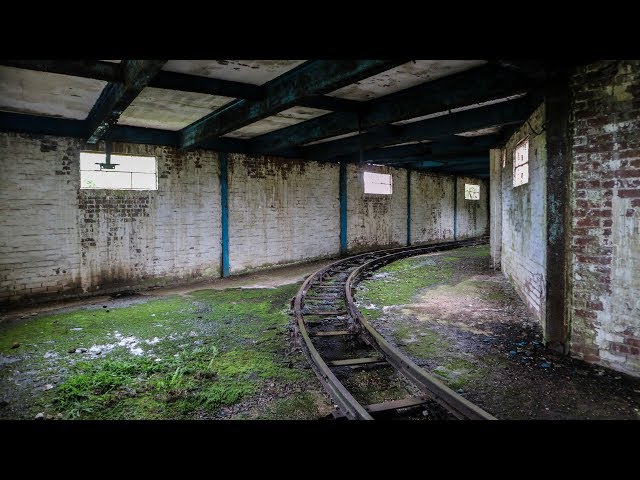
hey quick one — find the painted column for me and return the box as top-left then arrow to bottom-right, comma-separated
489,148 -> 503,269
453,175 -> 458,241
220,152 -> 230,277
407,169 -> 411,246
339,161 -> 348,254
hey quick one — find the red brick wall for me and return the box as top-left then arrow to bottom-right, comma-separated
569,60 -> 640,376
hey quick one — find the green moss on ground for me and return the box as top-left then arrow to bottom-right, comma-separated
357,255 -> 454,323
0,283 -> 319,420
356,245 -> 493,392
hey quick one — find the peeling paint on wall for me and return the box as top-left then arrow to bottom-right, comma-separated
2,132 -> 492,306
456,175 -> 489,239
347,164 -> 407,251
498,104 -> 547,327
0,133 -> 221,304
410,172 -> 455,243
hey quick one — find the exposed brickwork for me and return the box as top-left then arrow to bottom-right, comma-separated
569,60 -> 640,377
499,104 -> 547,327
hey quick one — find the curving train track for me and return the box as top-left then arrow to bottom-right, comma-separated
293,237 -> 496,420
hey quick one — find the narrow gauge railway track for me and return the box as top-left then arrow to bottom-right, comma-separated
293,237 -> 496,420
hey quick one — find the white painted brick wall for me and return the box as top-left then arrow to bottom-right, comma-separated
0,133 -> 83,303
347,164 -> 407,250
0,132 -> 221,304
2,132 -> 491,306
456,176 -> 489,239
228,154 -> 340,273
499,104 -> 547,326
410,171 -> 455,244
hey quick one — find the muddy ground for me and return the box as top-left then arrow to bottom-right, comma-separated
357,245 -> 640,419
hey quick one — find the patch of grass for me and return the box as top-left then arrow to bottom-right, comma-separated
356,245 -> 492,320
54,356 -> 166,418
395,323 -> 450,358
195,382 -> 256,409
2,282 -> 318,420
358,256 -> 454,312
447,245 -> 490,258
0,296 -> 196,356
434,357 -> 483,391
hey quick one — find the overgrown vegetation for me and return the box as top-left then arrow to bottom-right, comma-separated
0,283 -> 324,420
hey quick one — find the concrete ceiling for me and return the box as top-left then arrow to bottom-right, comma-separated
118,87 -> 234,131
327,60 -> 486,101
0,58 -> 533,178
162,60 -> 306,85
223,106 -> 330,139
0,66 -> 107,120
0,59 -> 502,134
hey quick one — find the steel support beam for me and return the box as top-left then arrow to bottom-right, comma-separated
86,60 -> 167,143
303,96 -> 533,160
180,60 -> 406,149
149,70 -> 262,99
407,169 -> 411,246
250,64 -> 531,154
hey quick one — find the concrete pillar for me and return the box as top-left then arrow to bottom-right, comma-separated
544,70 -> 571,353
489,148 -> 502,269
220,151 -> 230,277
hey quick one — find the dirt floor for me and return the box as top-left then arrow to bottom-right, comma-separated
356,245 -> 640,420
2,246 -> 639,420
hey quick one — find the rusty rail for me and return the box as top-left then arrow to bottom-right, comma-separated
293,237 -> 497,420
